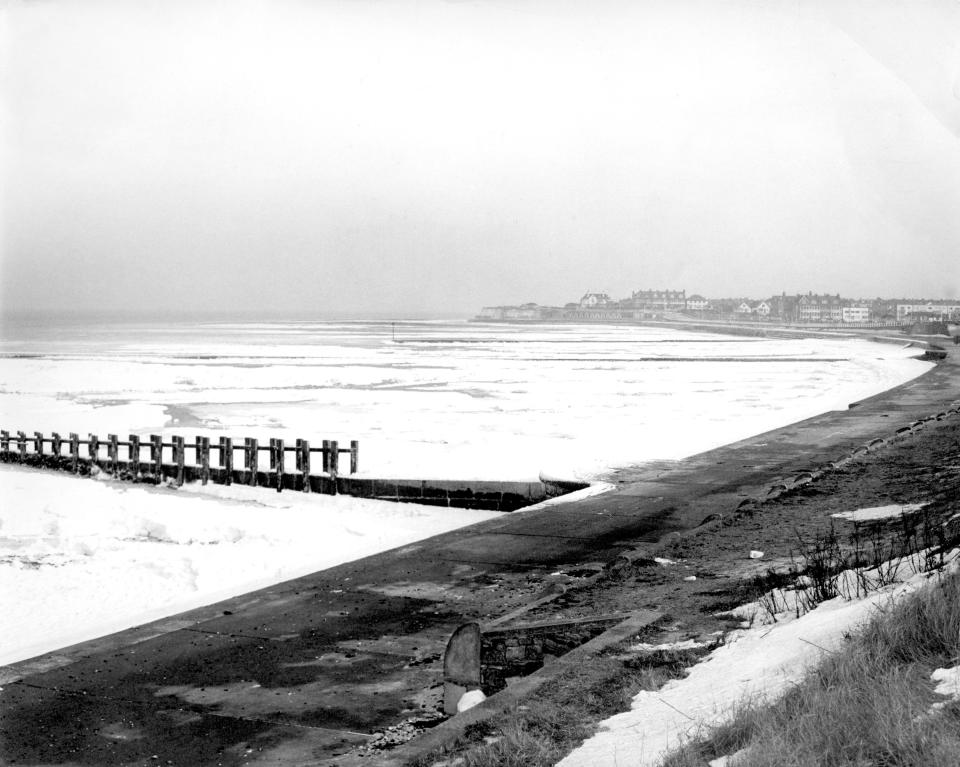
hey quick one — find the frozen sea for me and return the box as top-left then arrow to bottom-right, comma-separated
0,318 -> 934,665
0,318 -> 933,481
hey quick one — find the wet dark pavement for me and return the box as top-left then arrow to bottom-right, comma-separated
2,341 -> 958,767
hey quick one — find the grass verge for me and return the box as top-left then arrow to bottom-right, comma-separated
661,569 -> 960,767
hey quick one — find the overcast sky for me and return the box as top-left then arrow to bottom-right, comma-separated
1,0 -> 959,318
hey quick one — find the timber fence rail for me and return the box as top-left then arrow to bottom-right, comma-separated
0,429 -> 358,495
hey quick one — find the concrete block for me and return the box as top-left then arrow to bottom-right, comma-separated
500,492 -> 529,509
420,483 -> 448,499
457,499 -> 503,511
372,479 -> 400,498
397,482 -> 424,499
443,622 -> 481,715
341,478 -> 374,498
471,490 -> 503,503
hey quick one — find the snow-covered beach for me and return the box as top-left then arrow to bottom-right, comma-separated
0,319 -> 934,666
0,466 -> 501,667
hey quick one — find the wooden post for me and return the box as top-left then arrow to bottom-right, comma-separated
52,432 -> 62,460
0,430 -> 9,455
17,431 -> 27,462
69,433 -> 79,473
322,439 -> 330,472
108,434 -> 119,474
151,434 -> 163,483
88,433 -> 99,463
198,437 -> 210,485
129,435 -> 140,478
34,431 -> 44,459
274,438 -> 284,492
222,437 -> 233,485
329,439 -> 339,495
300,439 -> 310,493
247,438 -> 258,486
173,436 -> 185,486
269,438 -> 277,469
350,440 -> 359,475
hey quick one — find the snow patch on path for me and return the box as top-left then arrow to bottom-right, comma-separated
831,503 -> 927,522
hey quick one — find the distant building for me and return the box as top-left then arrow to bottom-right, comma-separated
842,305 -> 871,323
477,303 -> 551,320
798,293 -> 843,323
579,292 -> 613,308
753,301 -> 771,317
735,301 -> 753,315
477,306 -> 505,320
685,294 -> 710,311
767,293 -> 798,321
628,289 -> 686,312
861,298 -> 897,322
896,303 -> 960,321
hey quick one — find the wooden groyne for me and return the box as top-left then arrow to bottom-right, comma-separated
0,428 -> 356,493
0,428 -> 588,511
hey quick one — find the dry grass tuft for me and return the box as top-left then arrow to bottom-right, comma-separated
662,571 -> 960,767
408,657 -> 692,767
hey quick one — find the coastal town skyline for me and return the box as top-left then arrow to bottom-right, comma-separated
480,288 -> 960,325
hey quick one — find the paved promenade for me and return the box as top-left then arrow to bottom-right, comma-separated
2,340 -> 958,767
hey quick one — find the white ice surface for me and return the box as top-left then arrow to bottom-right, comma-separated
0,465 -> 499,666
831,503 -> 927,522
559,557 -> 956,767
0,320 -> 932,482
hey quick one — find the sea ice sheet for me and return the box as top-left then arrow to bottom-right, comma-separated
0,320 -> 933,481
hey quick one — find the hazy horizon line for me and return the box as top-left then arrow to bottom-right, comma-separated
0,308 -> 473,326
